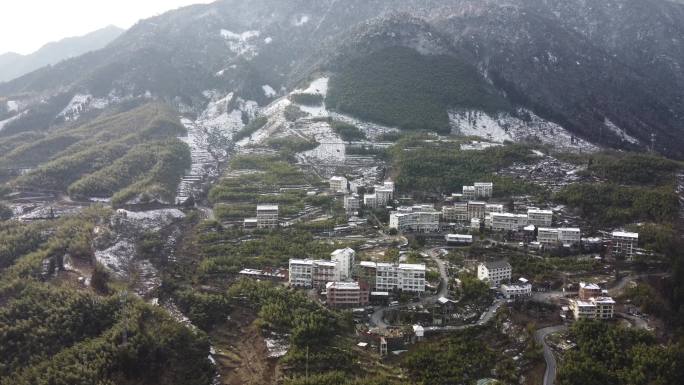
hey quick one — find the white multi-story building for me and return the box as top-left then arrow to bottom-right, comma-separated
344,194 -> 360,214
362,262 -> 426,293
538,228 -> 582,247
331,248 -> 356,280
612,231 -> 639,260
501,282 -> 532,299
364,193 -> 378,209
474,182 -> 494,198
289,259 -> 314,288
490,213 -> 528,232
389,205 -> 440,233
570,297 -> 615,320
485,204 -> 504,214
471,218 -> 482,230
462,185 -> 477,200
256,205 -> 279,228
329,176 -> 348,193
442,202 -> 469,222
467,201 -> 487,220
477,261 -> 512,285
375,187 -> 394,207
527,209 -> 553,227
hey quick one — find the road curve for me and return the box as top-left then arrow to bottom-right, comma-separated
535,325 -> 568,385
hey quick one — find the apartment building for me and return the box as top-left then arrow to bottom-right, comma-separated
326,281 -> 369,308
537,227 -> 581,247
500,282 -> 532,299
442,202 -> 469,222
527,209 -> 553,227
364,193 -> 377,209
477,261 -> 512,285
485,204 -> 504,214
362,262 -> 426,293
256,205 -> 279,228
375,187 -> 394,207
344,194 -> 360,214
389,205 -> 440,233
329,176 -> 348,193
490,213 -> 528,232
463,185 -> 477,200
331,248 -> 356,280
579,282 -> 603,300
570,297 -> 615,320
612,231 -> 639,260
474,182 -> 494,198
467,201 -> 487,220
289,259 -> 341,288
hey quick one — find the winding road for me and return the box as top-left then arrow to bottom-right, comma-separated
535,325 -> 568,385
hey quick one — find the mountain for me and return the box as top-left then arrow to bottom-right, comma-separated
0,25 -> 124,83
1,0 -> 684,157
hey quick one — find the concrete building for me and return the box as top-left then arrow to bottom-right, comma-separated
289,259 -> 340,288
326,281 -> 369,308
375,187 -> 394,207
389,205 -> 440,233
256,205 -> 279,229
527,209 -> 553,227
344,194 -> 360,214
445,234 -> 473,245
471,218 -> 482,230
331,248 -> 356,280
364,193 -> 378,209
467,201 -> 487,220
362,262 -> 426,293
474,182 -> 494,198
442,202 -> 469,222
579,282 -> 603,300
612,231 -> 639,260
570,297 -> 615,320
485,204 -> 504,214
490,213 -> 528,232
329,176 -> 348,193
477,261 -> 512,285
463,185 -> 476,200
537,228 -> 581,247
501,282 -> 532,299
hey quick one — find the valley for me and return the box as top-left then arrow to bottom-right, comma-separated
1,1 -> 684,385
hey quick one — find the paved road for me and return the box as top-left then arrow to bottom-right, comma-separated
535,325 -> 568,385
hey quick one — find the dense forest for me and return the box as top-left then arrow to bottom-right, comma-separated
327,46 -> 510,133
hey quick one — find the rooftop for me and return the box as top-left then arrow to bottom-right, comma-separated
257,205 -> 279,211
482,260 -> 511,270
326,281 -> 360,290
613,231 -> 639,239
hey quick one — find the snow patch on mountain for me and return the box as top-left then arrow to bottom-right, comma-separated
220,29 -> 261,57
58,93 -> 109,121
295,77 -> 329,96
450,109 -> 599,152
262,85 -> 277,98
604,118 -> 640,145
0,110 -> 28,132
6,100 -> 18,112
294,15 -> 310,26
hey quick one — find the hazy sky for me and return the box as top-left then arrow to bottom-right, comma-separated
0,0 -> 213,55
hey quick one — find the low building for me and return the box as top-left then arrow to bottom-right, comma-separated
329,176 -> 348,193
471,218 -> 482,230
501,282 -> 532,299
331,248 -> 356,280
326,281 -> 369,308
490,213 -> 528,232
477,261 -> 512,285
527,209 -> 553,227
612,231 -> 639,260
570,297 -> 615,320
256,205 -> 279,228
446,234 -> 473,245
243,218 -> 258,229
239,268 -> 288,281
474,182 -> 494,198
485,204 -> 504,214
